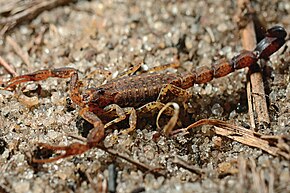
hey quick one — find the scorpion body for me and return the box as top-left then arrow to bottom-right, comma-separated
3,26 -> 287,163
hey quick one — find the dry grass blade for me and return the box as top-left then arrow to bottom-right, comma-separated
173,119 -> 290,160
157,102 -> 180,136
0,55 -> 17,76
237,156 -> 247,192
214,126 -> 289,160
6,35 -> 31,68
236,157 -> 278,193
0,0 -> 75,35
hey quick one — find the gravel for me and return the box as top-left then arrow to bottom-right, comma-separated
0,0 -> 289,192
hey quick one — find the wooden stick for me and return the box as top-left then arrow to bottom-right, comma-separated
172,156 -> 204,176
237,0 -> 270,130
68,134 -> 167,177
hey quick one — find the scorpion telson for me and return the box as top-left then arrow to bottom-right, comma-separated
3,26 -> 287,163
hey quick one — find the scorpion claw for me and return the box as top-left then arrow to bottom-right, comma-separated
32,142 -> 90,163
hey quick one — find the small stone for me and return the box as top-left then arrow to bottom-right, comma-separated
217,23 -> 228,32
204,84 -> 213,95
13,181 -> 30,193
277,114 -> 290,127
229,110 -> 237,119
51,92 -> 63,105
18,95 -> 39,108
279,168 -> 290,183
211,103 -> 224,116
286,83 -> 290,99
183,182 -> 202,193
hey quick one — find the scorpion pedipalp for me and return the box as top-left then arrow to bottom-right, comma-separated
32,142 -> 90,163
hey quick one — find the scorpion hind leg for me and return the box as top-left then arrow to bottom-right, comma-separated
118,60 -> 180,78
156,102 -> 180,136
118,61 -> 143,77
137,101 -> 175,117
137,101 -> 179,135
146,62 -> 180,73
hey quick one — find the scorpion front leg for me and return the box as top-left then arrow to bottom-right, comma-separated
33,108 -> 105,163
103,104 -> 137,135
103,101 -> 177,135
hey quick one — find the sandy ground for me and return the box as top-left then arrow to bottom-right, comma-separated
0,0 -> 289,193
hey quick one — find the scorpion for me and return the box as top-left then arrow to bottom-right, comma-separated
3,26 -> 287,163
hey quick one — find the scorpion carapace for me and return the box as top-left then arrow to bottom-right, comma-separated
3,26 -> 287,163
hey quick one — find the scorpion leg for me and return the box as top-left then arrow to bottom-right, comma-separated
155,84 -> 191,134
103,104 -> 126,128
146,55 -> 180,73
119,61 -> 180,77
137,101 -> 179,134
85,69 -> 112,80
32,108 -> 105,163
138,84 -> 189,134
146,62 -> 180,73
156,102 -> 180,136
103,104 -> 137,134
137,101 -> 167,114
157,84 -> 191,106
118,62 -> 143,77
120,107 -> 137,135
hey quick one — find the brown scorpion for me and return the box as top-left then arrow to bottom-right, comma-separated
3,26 -> 287,163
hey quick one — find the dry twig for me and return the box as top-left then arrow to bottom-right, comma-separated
68,134 -> 166,177
0,55 -> 17,76
96,144 -> 167,177
237,0 -> 270,129
173,119 -> 290,160
6,35 -> 31,68
172,156 -> 204,176
0,0 -> 75,35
